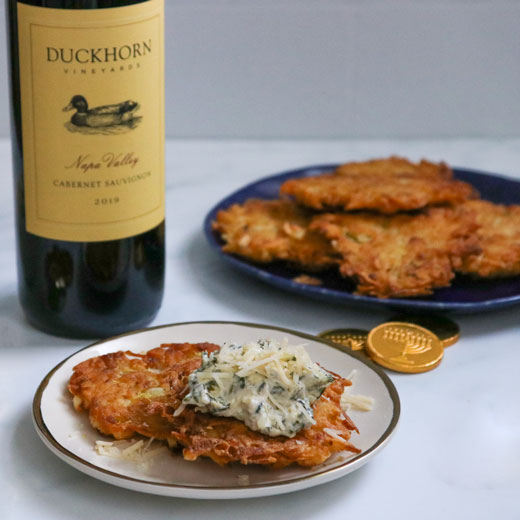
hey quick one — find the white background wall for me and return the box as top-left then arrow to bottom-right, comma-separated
1,0 -> 519,139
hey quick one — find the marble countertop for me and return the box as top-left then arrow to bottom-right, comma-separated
2,138 -> 520,519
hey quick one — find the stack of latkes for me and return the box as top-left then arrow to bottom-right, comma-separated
212,157 -> 520,298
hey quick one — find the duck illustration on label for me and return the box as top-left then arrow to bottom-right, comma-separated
63,95 -> 142,135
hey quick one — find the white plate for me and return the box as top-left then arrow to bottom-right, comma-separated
33,321 -> 400,499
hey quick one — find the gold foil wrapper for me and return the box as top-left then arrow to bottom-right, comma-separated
387,314 -> 460,347
318,328 -> 369,353
366,322 -> 444,374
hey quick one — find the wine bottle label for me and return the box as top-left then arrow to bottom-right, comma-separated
17,0 -> 165,242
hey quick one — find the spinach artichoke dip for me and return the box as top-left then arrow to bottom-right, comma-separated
182,339 -> 334,437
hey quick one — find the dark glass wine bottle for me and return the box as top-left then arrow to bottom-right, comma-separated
6,0 -> 165,338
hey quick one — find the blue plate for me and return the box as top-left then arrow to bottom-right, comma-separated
203,165 -> 520,314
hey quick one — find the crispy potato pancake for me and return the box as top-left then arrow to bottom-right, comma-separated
167,378 -> 360,468
310,207 -> 480,298
292,274 -> 323,286
212,199 -> 339,270
69,343 -> 220,440
69,344 -> 360,468
334,156 -> 453,179
280,157 -> 478,214
458,200 -> 520,278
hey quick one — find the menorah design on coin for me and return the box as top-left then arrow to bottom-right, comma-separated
319,329 -> 369,352
366,322 -> 444,373
382,326 -> 432,364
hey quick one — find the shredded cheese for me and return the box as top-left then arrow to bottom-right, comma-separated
323,428 -> 349,445
94,437 -> 168,469
182,339 -> 334,438
340,369 -> 375,412
173,402 -> 187,417
341,393 -> 375,412
346,369 -> 357,381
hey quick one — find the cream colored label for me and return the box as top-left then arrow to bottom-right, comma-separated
18,0 -> 164,242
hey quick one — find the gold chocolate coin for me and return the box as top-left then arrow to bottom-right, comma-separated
366,322 -> 444,373
387,314 -> 460,347
318,328 -> 369,352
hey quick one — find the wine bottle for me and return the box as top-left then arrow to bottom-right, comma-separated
6,0 -> 165,338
